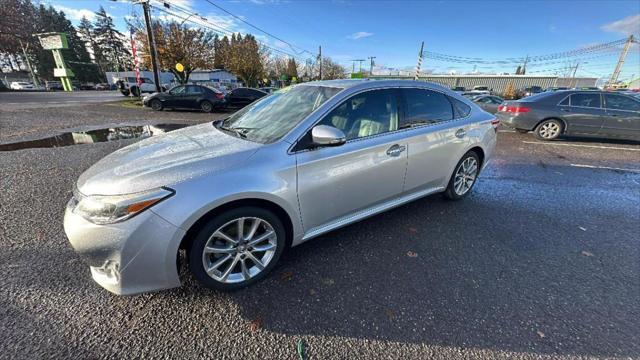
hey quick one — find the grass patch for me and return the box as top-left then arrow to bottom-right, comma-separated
108,98 -> 144,108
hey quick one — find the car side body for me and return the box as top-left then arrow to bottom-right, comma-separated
225,87 -> 268,108
64,79 -> 497,295
143,84 -> 226,112
497,90 -> 640,141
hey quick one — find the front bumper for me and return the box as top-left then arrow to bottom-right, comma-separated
64,201 -> 186,295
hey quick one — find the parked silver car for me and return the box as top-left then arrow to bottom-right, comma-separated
64,80 -> 498,295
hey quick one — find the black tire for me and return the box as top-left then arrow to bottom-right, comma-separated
188,206 -> 286,291
120,90 -> 130,96
516,129 -> 528,134
444,151 -> 481,201
150,99 -> 163,111
200,100 -> 213,113
534,119 -> 562,141
130,86 -> 141,97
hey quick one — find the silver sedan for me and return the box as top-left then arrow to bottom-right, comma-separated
64,80 -> 498,294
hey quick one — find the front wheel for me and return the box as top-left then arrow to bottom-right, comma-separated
188,206 -> 286,291
150,99 -> 163,111
444,151 -> 480,200
534,119 -> 562,140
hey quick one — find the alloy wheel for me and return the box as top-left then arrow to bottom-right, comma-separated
201,217 -> 277,284
453,157 -> 478,196
538,121 -> 560,139
201,101 -> 213,112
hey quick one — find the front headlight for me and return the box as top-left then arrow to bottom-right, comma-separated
72,188 -> 174,225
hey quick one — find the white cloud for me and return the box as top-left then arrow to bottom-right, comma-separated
601,14 -> 640,35
347,31 -> 373,40
53,4 -> 95,21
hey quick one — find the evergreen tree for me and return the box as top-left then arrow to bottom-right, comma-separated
93,6 -> 131,73
77,15 -> 104,77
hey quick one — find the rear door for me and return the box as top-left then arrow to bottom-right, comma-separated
560,92 -> 606,135
184,85 -> 203,108
400,88 -> 470,192
602,93 -> 640,140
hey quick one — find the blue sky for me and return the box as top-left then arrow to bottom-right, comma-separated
48,0 -> 640,80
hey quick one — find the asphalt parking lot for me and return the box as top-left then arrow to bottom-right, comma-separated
0,93 -> 638,359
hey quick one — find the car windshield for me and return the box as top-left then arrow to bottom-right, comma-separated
218,84 -> 342,143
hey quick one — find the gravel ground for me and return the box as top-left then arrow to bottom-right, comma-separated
0,100 -> 639,359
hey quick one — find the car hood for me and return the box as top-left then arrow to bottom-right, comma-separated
77,123 -> 261,195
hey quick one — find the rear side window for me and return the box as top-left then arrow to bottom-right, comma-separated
570,93 -> 601,108
451,97 -> 471,118
401,89 -> 453,128
604,94 -> 640,111
186,85 -> 203,94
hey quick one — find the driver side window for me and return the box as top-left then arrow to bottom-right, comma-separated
170,86 -> 185,95
317,89 -> 398,140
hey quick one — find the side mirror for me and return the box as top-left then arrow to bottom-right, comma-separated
311,125 -> 346,147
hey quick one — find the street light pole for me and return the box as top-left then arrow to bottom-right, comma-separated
368,56 -> 376,77
141,0 -> 161,92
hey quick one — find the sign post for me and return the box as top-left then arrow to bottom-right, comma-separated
37,32 -> 74,91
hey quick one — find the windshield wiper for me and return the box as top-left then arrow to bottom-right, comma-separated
218,125 -> 247,138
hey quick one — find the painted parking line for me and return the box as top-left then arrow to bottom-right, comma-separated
498,130 -> 516,133
522,141 -> 640,152
570,164 -> 640,173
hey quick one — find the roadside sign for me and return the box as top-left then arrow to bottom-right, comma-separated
37,33 -> 69,50
175,63 -> 184,72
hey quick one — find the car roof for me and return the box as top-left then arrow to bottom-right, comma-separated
303,79 -> 454,93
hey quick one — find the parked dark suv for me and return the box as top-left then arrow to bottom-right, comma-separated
497,91 -> 640,141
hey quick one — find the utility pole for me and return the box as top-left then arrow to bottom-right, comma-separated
368,56 -> 376,77
607,35 -> 634,88
414,41 -> 424,81
141,0 -> 161,92
571,62 -> 579,88
318,45 -> 322,80
18,39 -> 39,87
522,54 -> 529,75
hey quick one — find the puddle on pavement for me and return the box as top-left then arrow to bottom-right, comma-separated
0,124 -> 189,151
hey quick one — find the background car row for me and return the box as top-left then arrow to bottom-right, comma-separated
142,84 -> 268,112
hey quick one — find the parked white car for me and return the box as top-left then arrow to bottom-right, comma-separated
115,77 -> 166,96
10,81 -> 34,90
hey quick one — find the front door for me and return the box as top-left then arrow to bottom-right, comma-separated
165,86 -> 186,108
602,93 -> 640,140
296,89 -> 408,234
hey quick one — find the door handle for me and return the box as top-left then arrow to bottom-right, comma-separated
560,108 -> 571,112
386,144 -> 406,157
455,128 -> 466,138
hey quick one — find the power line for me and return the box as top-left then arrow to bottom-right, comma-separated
200,0 -> 315,56
148,3 -> 311,63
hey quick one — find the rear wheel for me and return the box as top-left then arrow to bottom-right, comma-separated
188,206 -> 285,291
444,151 -> 480,200
534,119 -> 562,140
200,100 -> 213,113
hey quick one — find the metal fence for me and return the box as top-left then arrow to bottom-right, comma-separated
370,75 -> 598,93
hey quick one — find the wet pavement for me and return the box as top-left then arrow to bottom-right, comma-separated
0,125 -> 638,359
0,123 -> 189,151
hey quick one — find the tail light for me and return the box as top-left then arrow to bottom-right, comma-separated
499,105 -> 531,114
215,92 -> 225,100
491,118 -> 500,133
